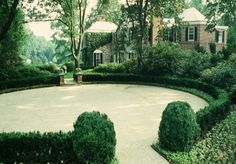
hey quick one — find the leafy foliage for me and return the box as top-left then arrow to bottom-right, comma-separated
0,66 -> 52,81
37,64 -> 60,74
159,101 -> 200,152
142,42 -> 211,78
73,111 -> 116,164
201,60 -> 236,89
22,34 -> 56,66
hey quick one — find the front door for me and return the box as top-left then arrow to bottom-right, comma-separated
94,53 -> 103,66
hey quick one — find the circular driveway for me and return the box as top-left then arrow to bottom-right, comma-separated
0,84 -> 208,164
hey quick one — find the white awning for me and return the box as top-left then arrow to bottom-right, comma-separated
94,49 -> 103,53
215,26 -> 228,31
87,21 -> 118,33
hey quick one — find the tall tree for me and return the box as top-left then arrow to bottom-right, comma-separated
123,0 -> 185,66
188,0 -> 207,14
0,6 -> 28,69
35,0 -> 110,70
206,0 -> 236,28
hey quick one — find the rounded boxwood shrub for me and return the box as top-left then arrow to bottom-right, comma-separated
73,111 -> 116,164
158,101 -> 200,152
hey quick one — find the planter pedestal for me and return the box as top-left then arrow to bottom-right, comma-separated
74,72 -> 83,85
59,73 -> 65,86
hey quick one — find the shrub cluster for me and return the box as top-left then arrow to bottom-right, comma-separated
94,63 -> 126,73
141,42 -> 211,78
38,63 -> 60,74
201,59 -> 236,89
0,66 -> 52,81
0,75 -> 59,91
73,112 -> 116,164
0,112 -> 116,163
159,101 -> 200,152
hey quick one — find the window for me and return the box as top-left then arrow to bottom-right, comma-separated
96,53 -> 101,65
188,27 -> 194,41
215,31 -> 225,44
218,31 -> 223,43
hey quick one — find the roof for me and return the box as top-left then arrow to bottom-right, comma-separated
179,7 -> 207,24
87,21 -> 118,33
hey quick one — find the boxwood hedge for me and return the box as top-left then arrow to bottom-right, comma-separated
0,75 -> 59,91
0,132 -> 76,163
0,112 -> 116,163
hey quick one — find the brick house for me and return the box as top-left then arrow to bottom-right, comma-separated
162,8 -> 228,52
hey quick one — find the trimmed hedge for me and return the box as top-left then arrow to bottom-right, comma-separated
0,112 -> 116,163
83,73 -> 230,135
0,132 -> 76,163
0,75 -> 59,91
196,90 -> 230,135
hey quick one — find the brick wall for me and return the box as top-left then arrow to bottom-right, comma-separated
180,24 -> 227,52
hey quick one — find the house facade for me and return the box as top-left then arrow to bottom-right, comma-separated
84,21 -> 118,67
83,8 -> 228,68
162,8 -> 228,52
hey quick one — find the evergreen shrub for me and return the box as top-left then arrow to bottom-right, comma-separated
158,101 -> 200,152
73,111 -> 116,164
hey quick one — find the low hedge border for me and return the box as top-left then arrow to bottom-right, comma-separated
0,75 -> 60,94
82,73 -> 230,135
0,131 -> 77,163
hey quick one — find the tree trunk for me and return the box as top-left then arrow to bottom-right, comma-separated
0,0 -> 19,41
74,56 -> 80,70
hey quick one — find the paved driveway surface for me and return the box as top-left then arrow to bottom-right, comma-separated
0,84 -> 208,164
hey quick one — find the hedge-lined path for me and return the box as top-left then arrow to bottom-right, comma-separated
0,84 -> 208,164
